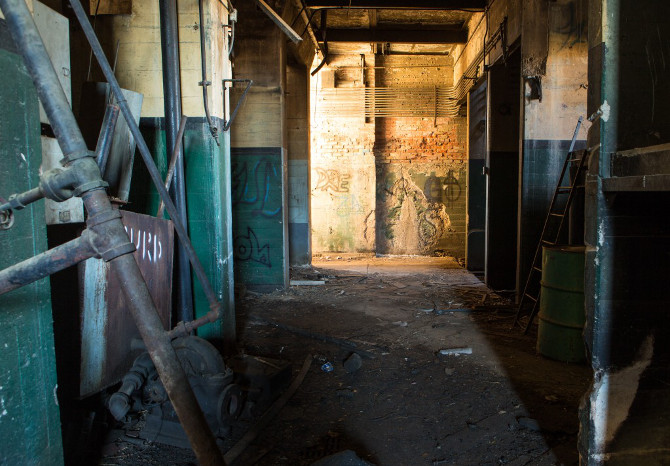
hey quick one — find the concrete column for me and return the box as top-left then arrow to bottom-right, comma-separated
580,0 -> 670,463
78,0 -> 236,344
516,0 -> 588,297
287,62 -> 311,265
230,1 -> 288,291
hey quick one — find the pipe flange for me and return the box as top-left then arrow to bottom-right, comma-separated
73,180 -> 108,197
40,169 -> 73,202
0,208 -> 14,230
99,241 -> 136,262
86,209 -> 122,228
63,149 -> 96,164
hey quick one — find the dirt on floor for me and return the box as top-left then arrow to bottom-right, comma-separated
99,255 -> 591,466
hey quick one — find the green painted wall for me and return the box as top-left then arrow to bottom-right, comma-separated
231,148 -> 285,291
0,48 -> 64,465
130,118 -> 234,342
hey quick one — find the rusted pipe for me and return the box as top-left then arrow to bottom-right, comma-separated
0,236 -> 95,295
0,0 -> 226,463
95,104 -> 120,177
157,115 -> 188,218
69,0 -> 220,312
169,303 -> 221,339
159,0 -> 195,324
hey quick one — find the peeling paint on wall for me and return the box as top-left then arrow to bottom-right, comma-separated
589,335 -> 654,459
377,166 -> 463,255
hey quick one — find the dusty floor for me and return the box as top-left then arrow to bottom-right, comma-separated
99,255 -> 591,465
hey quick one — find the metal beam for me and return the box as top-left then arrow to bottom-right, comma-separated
305,0 -> 486,9
255,0 -> 303,43
323,28 -> 467,43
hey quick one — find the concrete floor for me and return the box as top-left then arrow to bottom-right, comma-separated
100,255 -> 591,465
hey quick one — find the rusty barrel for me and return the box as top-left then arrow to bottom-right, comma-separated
537,245 -> 587,363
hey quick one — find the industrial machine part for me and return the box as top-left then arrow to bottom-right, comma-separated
107,336 -> 258,447
0,0 -> 225,463
108,340 -> 293,450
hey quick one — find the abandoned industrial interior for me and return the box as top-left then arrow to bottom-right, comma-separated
0,0 -> 667,464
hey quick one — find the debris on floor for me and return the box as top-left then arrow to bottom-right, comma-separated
99,255 -> 590,466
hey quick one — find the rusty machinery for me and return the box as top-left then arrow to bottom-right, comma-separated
0,0 -> 232,464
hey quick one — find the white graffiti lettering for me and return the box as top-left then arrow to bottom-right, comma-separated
125,226 -> 163,264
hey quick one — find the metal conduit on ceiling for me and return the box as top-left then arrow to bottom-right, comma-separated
315,87 -> 461,118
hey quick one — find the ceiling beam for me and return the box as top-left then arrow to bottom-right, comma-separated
304,0 -> 486,10
323,28 -> 468,43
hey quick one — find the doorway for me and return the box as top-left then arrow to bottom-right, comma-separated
485,49 -> 521,291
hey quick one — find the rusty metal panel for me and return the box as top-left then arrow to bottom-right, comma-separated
78,82 -> 143,202
80,210 -> 173,397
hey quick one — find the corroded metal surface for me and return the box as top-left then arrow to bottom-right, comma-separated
80,210 -> 174,396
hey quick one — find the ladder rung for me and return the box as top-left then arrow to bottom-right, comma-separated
533,266 -> 542,272
549,212 -> 564,217
524,293 -> 538,302
557,187 -> 572,193
568,158 -> 581,162
541,240 -> 555,246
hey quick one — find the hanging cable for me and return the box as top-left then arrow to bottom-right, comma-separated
198,0 -> 220,145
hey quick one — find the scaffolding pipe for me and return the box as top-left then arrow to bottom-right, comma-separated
0,0 -> 225,463
0,236 -> 95,295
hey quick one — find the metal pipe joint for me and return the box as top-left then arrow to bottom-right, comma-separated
81,207 -> 135,262
1,153 -> 106,213
108,352 -> 154,421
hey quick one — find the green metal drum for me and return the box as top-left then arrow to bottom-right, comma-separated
537,245 -> 587,363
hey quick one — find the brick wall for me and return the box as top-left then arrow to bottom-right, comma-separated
311,52 -> 467,259
375,116 -> 467,257
311,100 -> 376,253
374,55 -> 466,258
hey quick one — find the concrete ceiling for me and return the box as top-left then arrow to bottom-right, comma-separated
303,1 -> 479,55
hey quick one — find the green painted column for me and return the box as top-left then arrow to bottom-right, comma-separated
132,118 -> 234,343
0,47 -> 64,465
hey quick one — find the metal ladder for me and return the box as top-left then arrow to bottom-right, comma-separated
513,116 -> 587,333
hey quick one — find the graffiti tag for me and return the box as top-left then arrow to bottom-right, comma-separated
232,159 -> 282,217
423,170 -> 462,207
336,194 -> 364,218
314,168 -> 350,193
234,227 -> 271,267
125,226 -> 163,264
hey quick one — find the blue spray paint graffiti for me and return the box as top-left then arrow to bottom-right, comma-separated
232,159 -> 282,217
231,148 -> 284,286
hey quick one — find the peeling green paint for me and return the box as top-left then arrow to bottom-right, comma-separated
0,48 -> 63,466
132,119 -> 234,341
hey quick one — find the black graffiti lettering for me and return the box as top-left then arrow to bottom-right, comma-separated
234,227 -> 271,267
